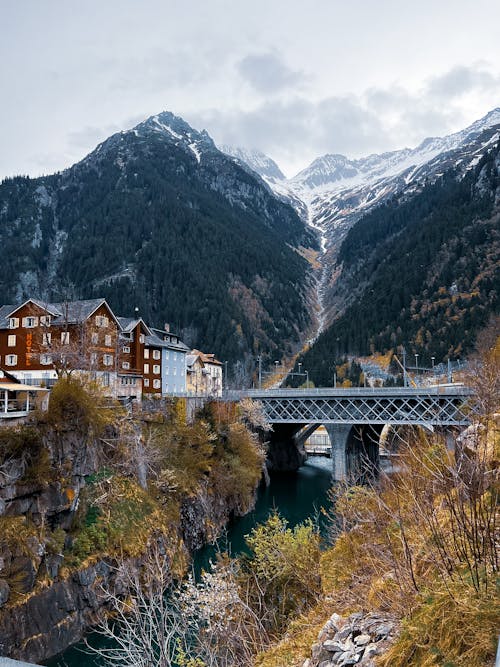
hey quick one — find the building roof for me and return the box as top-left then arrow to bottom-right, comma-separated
50,299 -> 116,325
191,349 -> 223,366
144,333 -> 189,353
186,354 -> 203,369
149,327 -> 190,352
117,316 -> 152,335
144,334 -> 170,349
0,298 -> 119,329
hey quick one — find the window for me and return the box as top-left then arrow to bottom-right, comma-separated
40,354 -> 52,365
9,317 -> 19,329
153,349 -> 161,360
122,361 -> 130,370
102,372 -> 110,386
144,348 -> 150,359
7,335 -> 16,347
143,363 -> 149,374
95,315 -> 109,327
42,332 -> 51,345
153,364 -> 160,374
139,334 -> 145,343
23,316 -> 38,328
61,331 -> 70,344
91,332 -> 99,344
40,315 -> 51,326
122,345 -> 130,354
173,368 -> 177,376
103,354 -> 113,366
144,378 -> 150,387
5,354 -> 17,366
153,379 -> 161,389
104,334 -> 112,347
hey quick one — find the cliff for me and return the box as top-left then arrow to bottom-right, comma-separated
0,380 -> 264,663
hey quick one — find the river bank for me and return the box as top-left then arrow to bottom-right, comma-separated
44,457 -> 335,666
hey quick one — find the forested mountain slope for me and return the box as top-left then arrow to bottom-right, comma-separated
0,112 -> 316,369
296,139 -> 500,385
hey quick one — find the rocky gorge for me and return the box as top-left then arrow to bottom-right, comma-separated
0,383 -> 265,663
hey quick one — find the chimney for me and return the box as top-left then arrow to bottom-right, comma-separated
164,323 -> 170,333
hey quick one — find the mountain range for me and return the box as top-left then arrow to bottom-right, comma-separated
1,108 -> 499,382
222,108 -> 500,336
0,112 -> 316,375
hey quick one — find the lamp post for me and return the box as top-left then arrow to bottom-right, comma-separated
305,370 -> 309,389
431,356 -> 435,371
224,360 -> 228,392
298,362 -> 302,387
258,355 -> 262,389
415,353 -> 419,373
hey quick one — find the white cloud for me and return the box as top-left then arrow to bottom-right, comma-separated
237,52 -> 306,94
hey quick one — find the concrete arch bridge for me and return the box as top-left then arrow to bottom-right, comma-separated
240,386 -> 472,480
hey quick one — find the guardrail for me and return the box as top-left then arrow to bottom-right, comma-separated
224,385 -> 471,399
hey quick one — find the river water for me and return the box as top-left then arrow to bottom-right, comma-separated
44,457 -> 334,667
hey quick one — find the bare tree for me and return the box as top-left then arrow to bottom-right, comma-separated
86,544 -> 189,667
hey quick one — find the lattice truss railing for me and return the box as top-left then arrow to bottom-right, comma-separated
261,395 -> 470,425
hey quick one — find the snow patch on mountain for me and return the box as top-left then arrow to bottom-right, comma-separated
220,145 -> 286,181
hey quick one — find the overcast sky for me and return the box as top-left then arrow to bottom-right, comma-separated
1,0 -> 500,179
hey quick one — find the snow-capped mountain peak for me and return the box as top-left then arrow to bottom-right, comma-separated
220,145 -> 286,181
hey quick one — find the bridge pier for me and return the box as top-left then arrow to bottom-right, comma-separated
326,424 -> 383,481
325,424 -> 351,481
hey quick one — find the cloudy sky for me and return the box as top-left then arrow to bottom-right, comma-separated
1,0 -> 500,178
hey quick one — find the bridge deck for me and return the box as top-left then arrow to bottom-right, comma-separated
234,385 -> 471,426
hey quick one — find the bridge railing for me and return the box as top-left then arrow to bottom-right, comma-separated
224,384 -> 471,399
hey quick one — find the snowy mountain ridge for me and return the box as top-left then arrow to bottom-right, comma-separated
221,107 -> 500,339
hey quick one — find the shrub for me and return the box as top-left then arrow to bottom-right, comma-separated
45,376 -> 119,435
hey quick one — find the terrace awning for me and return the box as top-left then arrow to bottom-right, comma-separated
0,383 -> 49,392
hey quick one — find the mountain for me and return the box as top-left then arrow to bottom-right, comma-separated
220,145 -> 286,182
229,109 -> 500,334
292,136 -> 500,386
0,111 -> 316,373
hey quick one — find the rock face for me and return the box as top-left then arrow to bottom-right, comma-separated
266,424 -> 307,471
0,420 -> 257,663
304,611 -> 399,667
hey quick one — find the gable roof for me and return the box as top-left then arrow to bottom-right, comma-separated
50,299 -> 119,325
186,354 -> 204,369
0,298 -> 120,329
117,316 -> 152,336
191,349 -> 223,366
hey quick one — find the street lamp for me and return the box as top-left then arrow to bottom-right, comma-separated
305,370 -> 309,389
431,356 -> 435,371
415,354 -> 419,377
